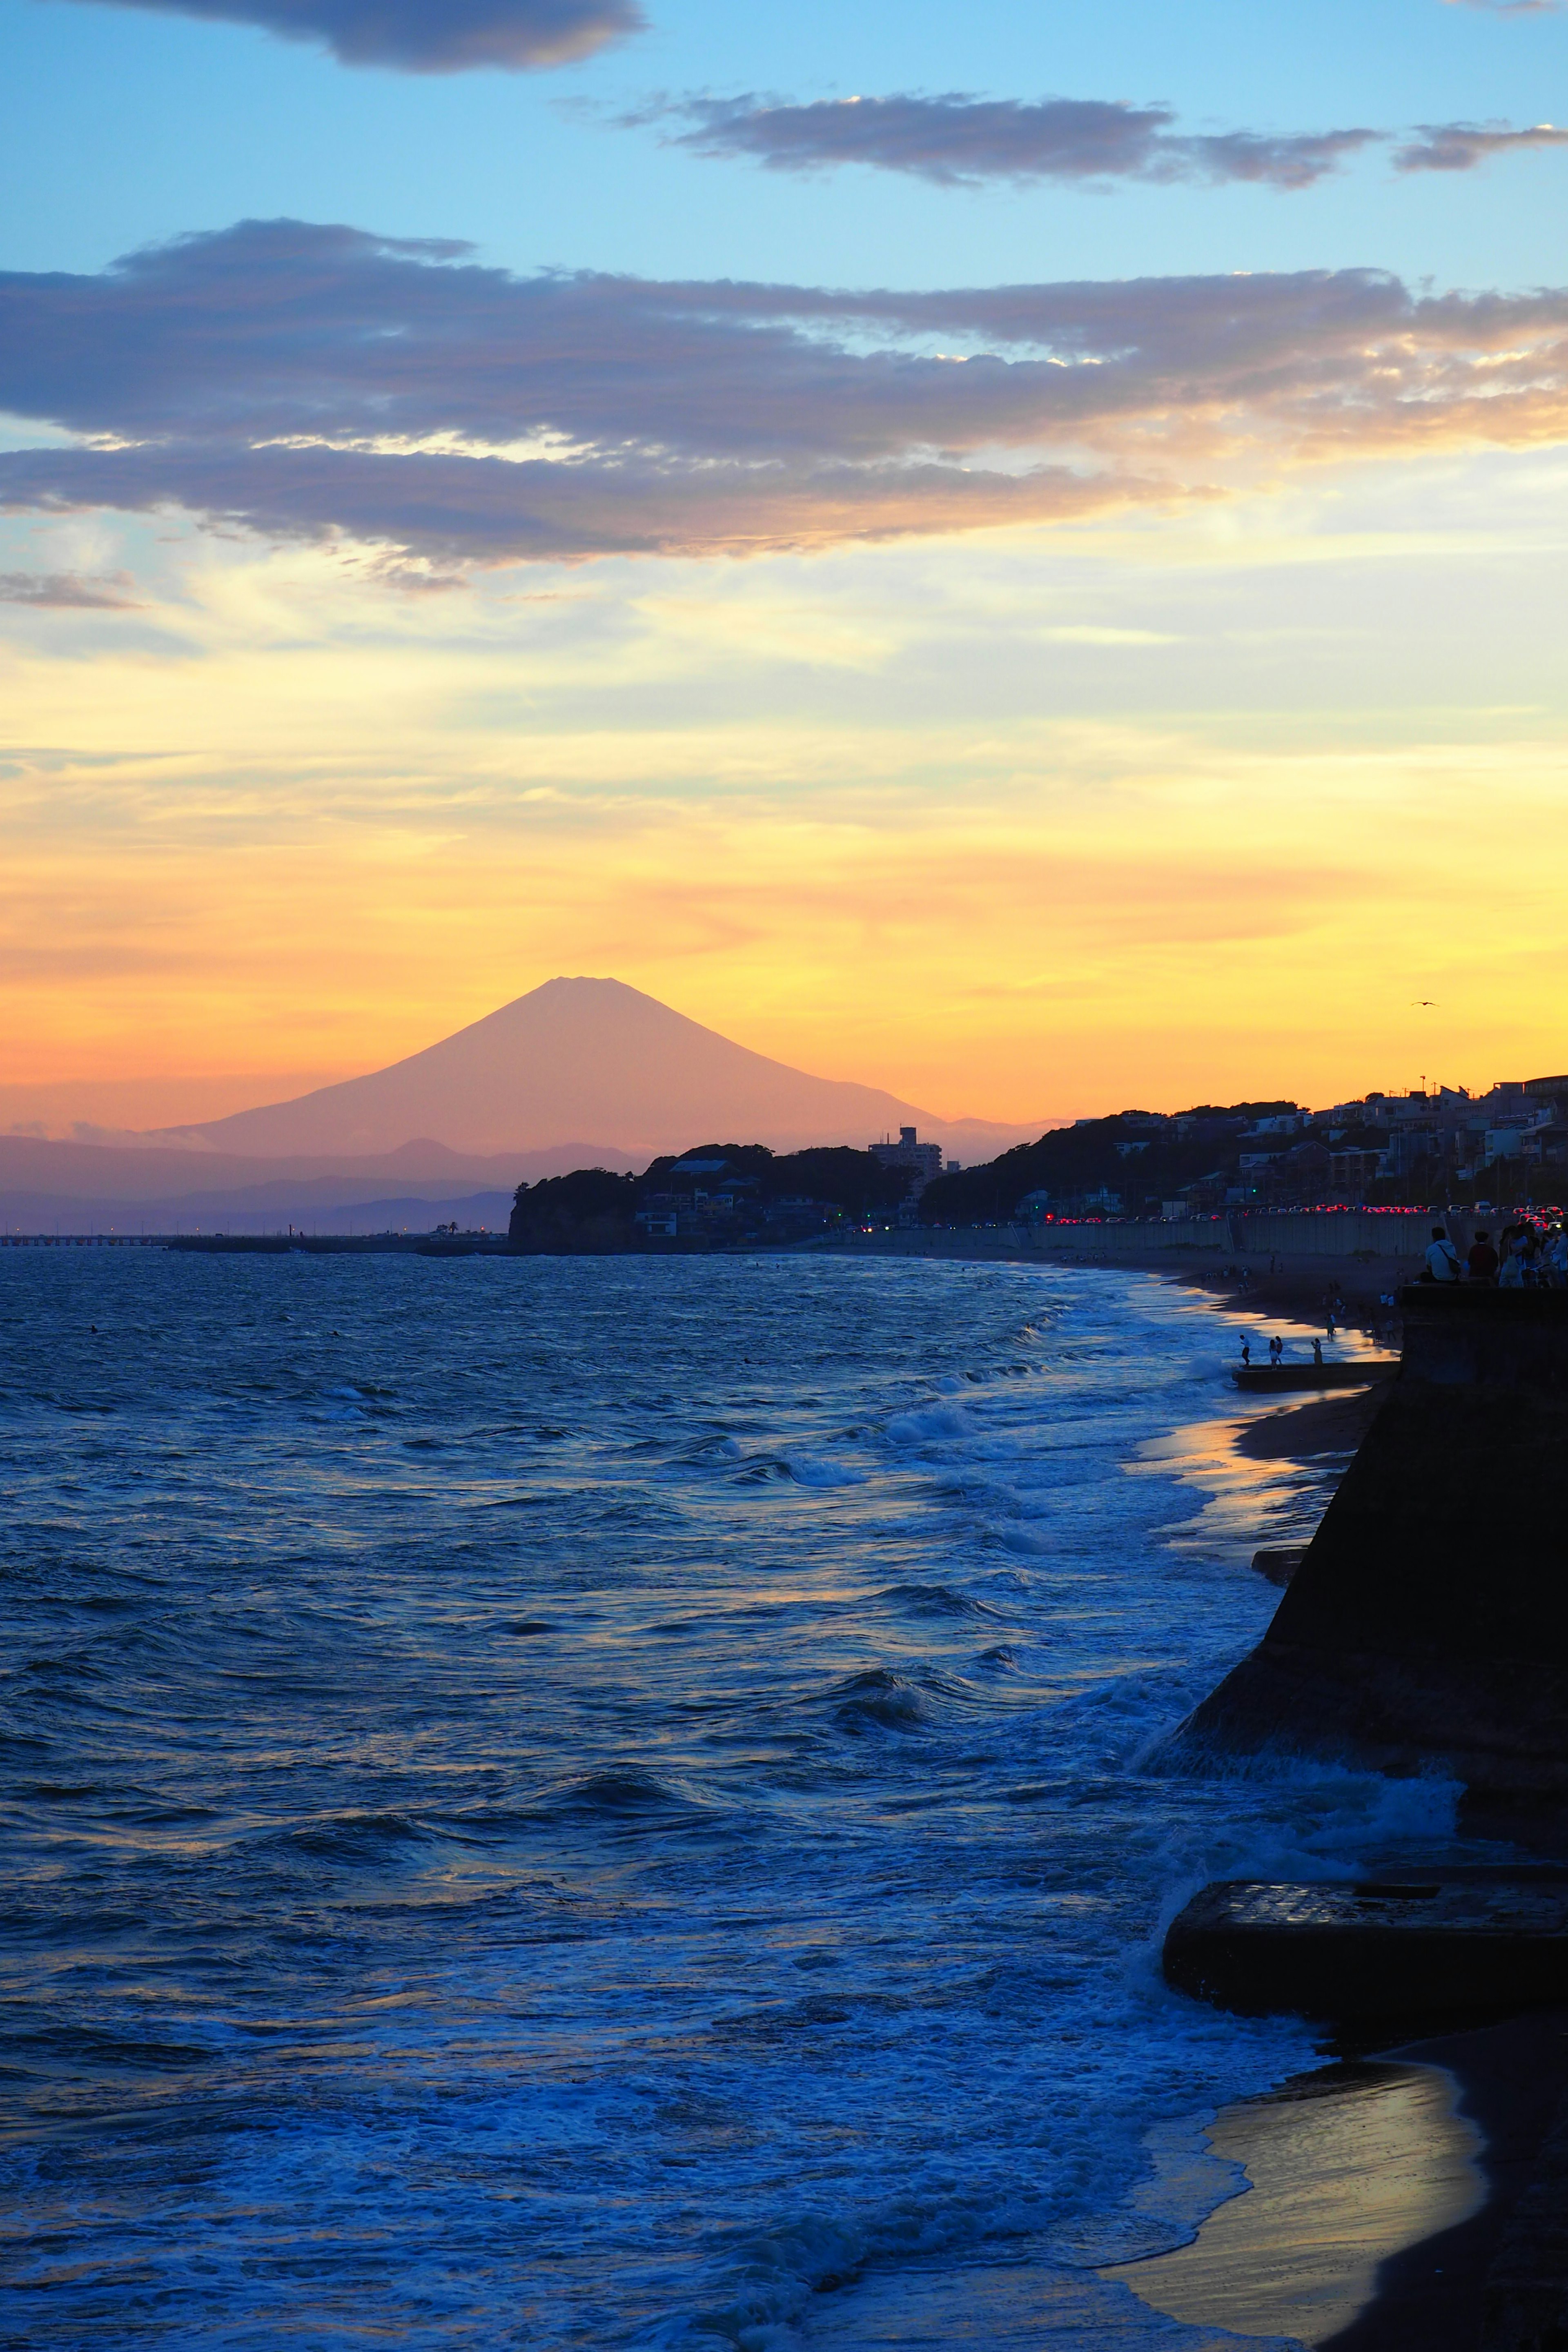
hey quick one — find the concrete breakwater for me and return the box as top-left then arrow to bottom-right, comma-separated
1182,1287 -> 1568,1795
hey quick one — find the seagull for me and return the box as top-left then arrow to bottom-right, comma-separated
1411,999 -> 1437,1006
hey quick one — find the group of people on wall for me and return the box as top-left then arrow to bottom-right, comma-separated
1423,1221 -> 1568,1286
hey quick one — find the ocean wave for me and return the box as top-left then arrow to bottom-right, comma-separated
10,2022 -> 213,2071
538,1765 -> 717,1820
728,1451 -> 868,1487
784,1454 -> 869,1487
884,1403 -> 968,1445
995,1524 -> 1056,1556
261,1810 -> 436,1862
680,1434 -> 745,1461
874,1581 -> 1005,1621
826,1668 -> 940,1735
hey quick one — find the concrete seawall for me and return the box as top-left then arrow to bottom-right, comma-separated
1180,1288 -> 1568,1795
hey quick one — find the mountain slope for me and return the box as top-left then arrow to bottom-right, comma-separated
153,978 -> 1047,1159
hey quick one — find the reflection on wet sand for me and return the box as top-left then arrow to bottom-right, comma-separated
1105,2063 -> 1484,2346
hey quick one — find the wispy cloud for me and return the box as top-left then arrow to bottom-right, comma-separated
640,90 -> 1568,189
1396,119 -> 1568,168
4,220 -> 1568,567
0,570 -> 141,607
647,94 -> 1380,190
46,0 -> 642,71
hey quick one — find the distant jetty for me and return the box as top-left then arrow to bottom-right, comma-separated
164,1234 -> 512,1256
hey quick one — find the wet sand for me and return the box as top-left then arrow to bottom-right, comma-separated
1109,2009 -> 1568,2350
1106,2057 -> 1486,2345
1232,1383 -> 1392,1464
794,2016 -> 1568,2348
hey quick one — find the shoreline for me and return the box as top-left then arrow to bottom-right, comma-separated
1016,1237 -> 1568,2347
1110,2009 -> 1568,2350
829,1227 -> 1419,1340
1334,2008 -> 1568,2350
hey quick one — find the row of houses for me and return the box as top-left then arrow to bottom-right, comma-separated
975,1079 -> 1568,1225
633,1128 -> 957,1242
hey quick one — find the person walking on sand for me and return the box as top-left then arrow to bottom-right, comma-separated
1467,1229 -> 1499,1284
1268,1334 -> 1283,1367
1424,1225 -> 1461,1284
1240,1339 -> 1252,1367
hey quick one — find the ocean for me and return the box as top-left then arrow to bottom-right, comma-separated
0,1250 -> 1460,2349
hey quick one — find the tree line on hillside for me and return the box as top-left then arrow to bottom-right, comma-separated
508,1144 -> 911,1251
918,1090 -> 1568,1223
916,1106 -> 1294,1225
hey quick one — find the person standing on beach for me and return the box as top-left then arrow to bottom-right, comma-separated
1268,1335 -> 1283,1367
1313,1336 -> 1324,1365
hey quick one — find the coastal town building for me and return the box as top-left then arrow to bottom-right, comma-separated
869,1127 -> 944,1195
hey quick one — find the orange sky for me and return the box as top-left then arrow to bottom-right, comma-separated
4,453 -> 1567,1130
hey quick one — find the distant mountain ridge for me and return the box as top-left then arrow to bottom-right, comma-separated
0,1134 -> 632,1235
145,978 -> 1051,1162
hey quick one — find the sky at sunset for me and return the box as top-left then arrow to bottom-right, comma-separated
4,0 -> 1568,1127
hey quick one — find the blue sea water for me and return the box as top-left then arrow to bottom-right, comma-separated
0,1250 -> 1459,2350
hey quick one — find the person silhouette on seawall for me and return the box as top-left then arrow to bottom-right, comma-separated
1467,1229 -> 1499,1284
1422,1225 -> 1461,1284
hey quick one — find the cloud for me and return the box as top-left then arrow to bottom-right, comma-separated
45,0 -> 641,71
4,219 -> 1568,566
1396,119 -> 1568,169
1443,1 -> 1562,13
650,94 -> 1380,190
0,569 -> 141,606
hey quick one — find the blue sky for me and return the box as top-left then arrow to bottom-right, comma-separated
7,0 -> 1567,286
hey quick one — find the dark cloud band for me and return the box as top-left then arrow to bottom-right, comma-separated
0,570 -> 141,607
644,90 -> 1568,190
4,220 -> 1568,567
1396,119 -> 1568,168
651,94 -> 1380,190
49,0 -> 641,71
